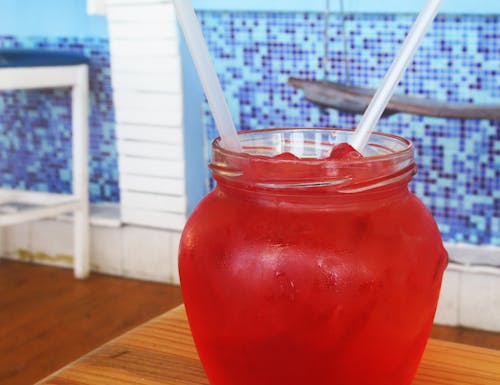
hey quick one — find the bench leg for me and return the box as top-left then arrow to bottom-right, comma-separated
72,65 -> 90,279
74,208 -> 90,278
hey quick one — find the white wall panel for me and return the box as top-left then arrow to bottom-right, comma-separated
109,22 -> 177,40
111,56 -> 181,73
119,157 -> 184,178
115,107 -> 182,126
114,92 -> 182,112
106,0 -> 166,5
121,208 -> 185,231
107,0 -> 186,230
120,175 -> 184,195
118,140 -> 183,160
107,3 -> 175,23
110,40 -> 178,57
115,124 -> 183,144
121,191 -> 186,213
111,71 -> 182,93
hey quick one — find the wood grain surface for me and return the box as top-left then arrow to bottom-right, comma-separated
0,260 -> 183,385
38,305 -> 500,385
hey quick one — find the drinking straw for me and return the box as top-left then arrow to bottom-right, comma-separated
173,0 -> 241,152
350,0 -> 445,151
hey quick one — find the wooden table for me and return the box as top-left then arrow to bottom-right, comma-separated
39,305 -> 500,385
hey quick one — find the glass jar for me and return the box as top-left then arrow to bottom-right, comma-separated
179,128 -> 447,385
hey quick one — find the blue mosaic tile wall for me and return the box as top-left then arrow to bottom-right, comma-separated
0,36 -> 118,202
199,12 -> 500,246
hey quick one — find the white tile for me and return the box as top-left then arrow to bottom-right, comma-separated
31,220 -> 73,255
169,231 -> 182,286
57,203 -> 121,228
122,226 -> 173,282
433,268 -> 460,326
29,220 -> 73,267
459,268 -> 500,332
445,242 -> 500,267
91,226 -> 123,276
90,203 -> 122,228
4,223 -> 31,256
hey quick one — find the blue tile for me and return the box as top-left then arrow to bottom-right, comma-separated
0,36 -> 118,202
1,13 -> 498,246
198,12 -> 500,246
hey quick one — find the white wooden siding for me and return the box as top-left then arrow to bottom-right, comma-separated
120,175 -> 184,196
109,22 -> 177,40
107,3 -> 176,23
118,157 -> 184,178
115,124 -> 183,144
111,71 -> 182,93
117,140 -> 183,160
107,0 -> 186,230
121,191 -> 186,213
111,56 -> 181,73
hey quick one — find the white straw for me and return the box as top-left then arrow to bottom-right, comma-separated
350,0 -> 444,151
173,0 -> 241,152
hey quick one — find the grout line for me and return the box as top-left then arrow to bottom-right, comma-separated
447,262 -> 500,277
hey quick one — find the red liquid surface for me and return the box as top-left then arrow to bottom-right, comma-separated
328,142 -> 363,160
270,143 -> 363,161
180,146 -> 447,385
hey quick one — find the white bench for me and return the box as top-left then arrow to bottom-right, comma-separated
0,50 -> 90,278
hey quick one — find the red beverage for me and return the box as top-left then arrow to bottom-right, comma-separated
179,128 -> 447,385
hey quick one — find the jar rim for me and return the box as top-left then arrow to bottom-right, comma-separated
213,128 -> 414,164
210,128 -> 416,193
